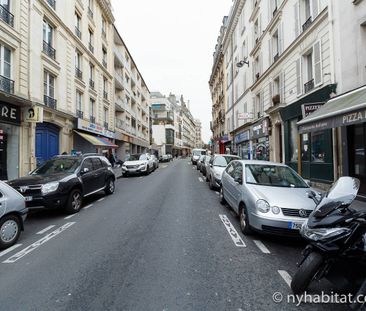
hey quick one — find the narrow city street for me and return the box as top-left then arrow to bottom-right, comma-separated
0,159 -> 347,311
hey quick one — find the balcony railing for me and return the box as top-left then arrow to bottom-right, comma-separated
0,4 -> 14,27
304,79 -> 315,94
89,43 -> 94,53
76,109 -> 83,119
89,116 -> 95,123
44,95 -> 57,109
0,75 -> 14,94
104,122 -> 109,129
302,16 -> 312,32
75,26 -> 82,39
89,79 -> 95,89
43,41 -> 56,60
103,91 -> 108,100
273,53 -> 279,63
88,7 -> 93,19
75,67 -> 83,80
47,0 -> 56,9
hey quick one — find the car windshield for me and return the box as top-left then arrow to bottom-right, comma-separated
32,158 -> 81,175
193,150 -> 206,156
126,154 -> 147,161
245,164 -> 308,188
214,156 -> 239,167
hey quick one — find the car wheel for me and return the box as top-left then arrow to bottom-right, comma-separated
239,205 -> 253,235
219,187 -> 226,205
0,215 -> 21,250
105,178 -> 115,195
65,189 -> 83,214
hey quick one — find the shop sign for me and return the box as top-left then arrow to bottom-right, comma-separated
77,118 -> 114,138
251,118 -> 270,139
301,102 -> 324,118
221,134 -> 229,143
234,130 -> 250,144
24,106 -> 43,123
0,101 -> 20,125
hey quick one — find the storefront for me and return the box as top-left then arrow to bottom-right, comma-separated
74,119 -> 117,154
234,130 -> 251,159
0,101 -> 21,180
298,85 -> 366,197
280,84 -> 337,183
250,118 -> 270,161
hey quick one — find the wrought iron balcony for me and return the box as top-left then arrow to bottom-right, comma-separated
304,79 -> 315,94
75,26 -> 82,39
76,109 -> 83,119
89,42 -> 94,53
0,75 -> 14,94
88,7 -> 93,19
103,91 -> 108,100
302,16 -> 312,32
44,95 -> 57,109
104,122 -> 109,129
47,0 -> 56,10
75,67 -> 83,80
89,79 -> 95,89
43,41 -> 56,60
89,116 -> 95,123
0,4 -> 14,27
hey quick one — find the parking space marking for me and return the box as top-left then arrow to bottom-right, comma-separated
253,240 -> 271,254
83,204 -> 93,210
36,225 -> 56,235
198,177 -> 204,182
162,165 -> 168,169
278,270 -> 292,288
0,244 -> 22,258
3,222 -> 76,264
219,214 -> 246,247
97,197 -> 105,202
64,214 -> 77,220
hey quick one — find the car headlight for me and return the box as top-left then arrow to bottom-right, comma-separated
302,223 -> 352,241
271,206 -> 280,214
214,171 -> 221,179
139,163 -> 147,168
256,199 -> 270,213
41,181 -> 59,195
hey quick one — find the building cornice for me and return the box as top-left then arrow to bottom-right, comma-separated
96,0 -> 115,23
222,0 -> 245,51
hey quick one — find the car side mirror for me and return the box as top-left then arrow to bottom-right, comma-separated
210,164 -> 213,168
234,175 -> 243,185
81,167 -> 89,174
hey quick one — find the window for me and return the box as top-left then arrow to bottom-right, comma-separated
88,0 -> 94,18
43,20 -> 53,46
103,77 -> 108,99
102,17 -> 107,38
102,47 -> 107,67
75,12 -> 82,39
0,0 -> 14,26
88,29 -> 94,53
75,50 -> 82,79
103,107 -> 108,122
81,158 -> 93,172
226,163 -> 235,178
311,131 -> 326,163
76,90 -> 82,111
0,44 -> 12,93
89,98 -> 95,122
91,158 -> 102,170
44,71 -> 55,99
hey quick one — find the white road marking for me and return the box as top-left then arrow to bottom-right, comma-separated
219,214 -> 246,247
64,214 -> 77,220
162,165 -> 168,169
253,240 -> 271,254
97,197 -> 105,202
3,222 -> 76,263
278,270 -> 292,288
36,225 -> 56,235
83,204 -> 93,209
215,191 -> 219,195
198,177 -> 204,182
0,244 -> 22,257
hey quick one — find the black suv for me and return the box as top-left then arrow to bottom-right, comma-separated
8,154 -> 115,214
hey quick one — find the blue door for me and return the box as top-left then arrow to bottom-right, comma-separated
36,123 -> 60,166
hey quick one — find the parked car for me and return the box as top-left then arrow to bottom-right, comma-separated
196,155 -> 206,171
220,160 -> 316,236
191,148 -> 206,165
206,154 -> 240,190
203,156 -> 212,180
167,154 -> 173,161
8,154 -> 116,214
159,155 -> 170,162
0,181 -> 28,249
151,155 -> 159,170
200,155 -> 211,176
122,153 -> 155,176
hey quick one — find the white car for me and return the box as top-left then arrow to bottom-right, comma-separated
122,153 -> 155,176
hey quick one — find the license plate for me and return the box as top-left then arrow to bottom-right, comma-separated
288,222 -> 302,230
24,196 -> 33,202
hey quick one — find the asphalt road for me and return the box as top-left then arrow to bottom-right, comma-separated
0,159 -> 349,311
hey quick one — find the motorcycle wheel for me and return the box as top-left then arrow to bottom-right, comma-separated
291,252 -> 324,295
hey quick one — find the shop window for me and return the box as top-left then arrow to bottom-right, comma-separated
311,131 -> 326,163
289,119 -> 299,162
301,133 -> 310,161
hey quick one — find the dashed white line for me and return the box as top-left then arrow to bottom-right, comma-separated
253,240 -> 271,254
36,225 -> 56,235
278,270 -> 292,288
64,214 -> 77,220
97,197 -> 105,202
219,214 -> 246,247
83,204 -> 93,209
198,177 -> 204,182
0,244 -> 22,258
3,222 -> 76,263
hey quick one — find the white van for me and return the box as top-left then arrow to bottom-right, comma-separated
191,149 -> 206,165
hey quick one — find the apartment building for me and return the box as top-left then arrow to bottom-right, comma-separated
180,98 -> 196,156
113,26 -> 150,160
194,119 -> 203,149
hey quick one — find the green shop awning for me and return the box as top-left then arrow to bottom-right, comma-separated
298,85 -> 366,134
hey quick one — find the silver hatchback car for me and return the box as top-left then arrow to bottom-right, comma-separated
220,160 -> 316,237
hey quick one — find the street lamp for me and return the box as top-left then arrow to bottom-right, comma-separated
236,57 -> 249,68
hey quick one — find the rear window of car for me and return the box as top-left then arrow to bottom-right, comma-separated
92,158 -> 103,170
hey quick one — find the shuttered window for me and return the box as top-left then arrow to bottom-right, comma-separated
313,40 -> 322,86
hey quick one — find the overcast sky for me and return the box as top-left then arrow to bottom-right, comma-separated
111,0 -> 232,143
